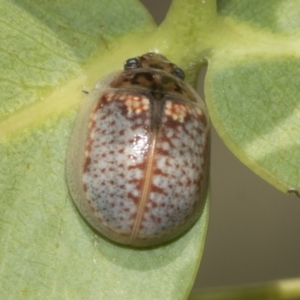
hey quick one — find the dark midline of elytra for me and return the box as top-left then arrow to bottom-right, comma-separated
127,71 -> 183,133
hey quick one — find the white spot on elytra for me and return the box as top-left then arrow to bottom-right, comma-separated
161,141 -> 170,151
124,95 -> 149,114
165,101 -> 188,122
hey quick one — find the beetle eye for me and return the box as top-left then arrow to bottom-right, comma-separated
173,67 -> 185,80
124,58 -> 139,70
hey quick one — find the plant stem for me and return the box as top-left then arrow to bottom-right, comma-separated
160,0 -> 217,45
150,0 -> 217,86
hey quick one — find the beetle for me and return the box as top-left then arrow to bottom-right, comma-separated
66,53 -> 210,247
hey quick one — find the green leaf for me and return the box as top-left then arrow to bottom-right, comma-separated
205,0 -> 300,193
0,0 -> 210,299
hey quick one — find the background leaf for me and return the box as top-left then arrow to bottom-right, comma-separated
205,0 -> 300,193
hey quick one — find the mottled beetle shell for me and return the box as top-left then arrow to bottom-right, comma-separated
66,53 -> 210,247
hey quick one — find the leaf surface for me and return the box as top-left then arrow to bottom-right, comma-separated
205,0 -> 300,193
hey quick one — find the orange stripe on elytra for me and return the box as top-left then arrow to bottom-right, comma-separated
129,130 -> 157,243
